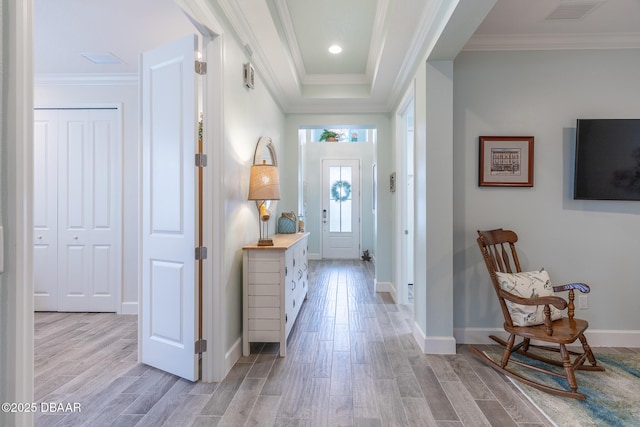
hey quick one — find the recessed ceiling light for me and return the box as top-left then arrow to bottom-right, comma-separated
328,45 -> 343,54
81,52 -> 123,65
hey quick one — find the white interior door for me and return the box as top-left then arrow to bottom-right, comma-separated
141,34 -> 199,381
322,159 -> 360,259
58,109 -> 120,312
33,110 -> 59,311
403,104 -> 415,301
33,108 -> 120,312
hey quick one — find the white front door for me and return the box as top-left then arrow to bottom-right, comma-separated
322,159 -> 360,259
141,34 -> 200,381
33,108 -> 121,312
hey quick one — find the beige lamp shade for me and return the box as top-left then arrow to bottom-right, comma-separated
248,162 -> 281,201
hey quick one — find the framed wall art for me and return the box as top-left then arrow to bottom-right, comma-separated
479,136 -> 534,187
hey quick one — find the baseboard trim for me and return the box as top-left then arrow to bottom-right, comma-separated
454,327 -> 640,348
121,302 -> 138,315
309,253 -> 322,260
225,337 -> 242,375
413,322 -> 457,354
376,281 -> 393,293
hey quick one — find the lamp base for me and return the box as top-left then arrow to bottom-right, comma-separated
257,239 -> 274,247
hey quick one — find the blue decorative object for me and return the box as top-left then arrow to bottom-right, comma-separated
331,180 -> 351,202
277,212 -> 297,234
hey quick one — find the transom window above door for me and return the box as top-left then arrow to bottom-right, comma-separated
298,127 -> 377,143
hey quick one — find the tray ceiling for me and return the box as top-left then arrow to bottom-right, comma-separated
34,0 -> 640,114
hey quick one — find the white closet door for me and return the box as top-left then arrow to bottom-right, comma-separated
34,109 -> 120,312
34,110 -> 59,311
56,109 -> 120,312
87,109 -> 121,312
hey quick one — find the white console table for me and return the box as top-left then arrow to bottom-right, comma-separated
242,232 -> 309,357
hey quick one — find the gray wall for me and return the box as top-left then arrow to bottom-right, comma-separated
453,49 -> 640,334
219,28 -> 287,352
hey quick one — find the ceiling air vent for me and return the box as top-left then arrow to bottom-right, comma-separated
545,1 -> 606,20
81,52 -> 123,65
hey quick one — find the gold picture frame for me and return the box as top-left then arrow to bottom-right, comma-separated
479,136 -> 534,187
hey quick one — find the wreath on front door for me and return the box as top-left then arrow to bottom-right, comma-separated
331,180 -> 351,202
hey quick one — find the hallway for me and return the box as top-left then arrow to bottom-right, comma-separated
35,260 -> 552,426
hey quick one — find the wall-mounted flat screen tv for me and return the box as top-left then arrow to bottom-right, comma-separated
574,119 -> 640,201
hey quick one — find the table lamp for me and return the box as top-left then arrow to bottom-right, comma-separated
248,160 -> 281,246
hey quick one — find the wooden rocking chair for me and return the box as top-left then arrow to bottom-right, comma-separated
471,228 -> 604,399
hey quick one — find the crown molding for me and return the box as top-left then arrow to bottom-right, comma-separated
464,32 -> 640,51
217,0 -> 296,112
34,73 -> 138,86
175,0 -> 224,36
271,0 -> 307,82
364,0 -> 390,86
304,73 -> 369,85
385,0 -> 458,112
285,98 -> 390,114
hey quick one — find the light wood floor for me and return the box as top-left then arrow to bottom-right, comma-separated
34,260 -> 634,426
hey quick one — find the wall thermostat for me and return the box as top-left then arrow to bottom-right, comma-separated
243,62 -> 255,89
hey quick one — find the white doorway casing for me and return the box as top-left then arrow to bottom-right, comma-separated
300,131 -> 376,262
3,1 -> 35,426
394,86 -> 415,306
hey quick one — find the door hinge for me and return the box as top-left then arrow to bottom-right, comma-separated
195,246 -> 208,260
195,339 -> 207,354
195,61 -> 207,75
195,153 -> 208,167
